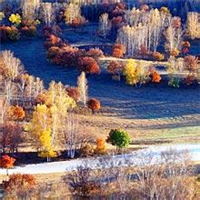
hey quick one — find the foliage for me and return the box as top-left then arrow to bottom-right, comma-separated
184,55 -> 198,73
8,105 -> 25,121
38,129 -> 57,159
112,43 -> 126,58
2,174 -> 36,197
0,26 -> 20,41
0,155 -> 16,169
168,77 -> 180,88
123,59 -> 150,87
107,61 -> 124,75
1,123 -> 23,153
9,13 -> 22,25
151,71 -> 161,83
66,87 -> 80,102
78,57 -> 101,74
106,128 -> 130,149
94,138 -> 107,155
87,98 -> 101,114
152,52 -> 164,61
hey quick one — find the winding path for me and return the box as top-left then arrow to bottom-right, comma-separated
0,144 -> 200,175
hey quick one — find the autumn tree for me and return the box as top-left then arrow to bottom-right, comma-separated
112,43 -> 126,58
66,87 -> 80,102
7,105 -> 25,121
184,55 -> 198,73
0,155 -> 16,175
106,128 -> 130,153
107,61 -> 124,79
1,123 -> 23,153
87,98 -> 101,114
78,57 -> 101,74
2,174 -> 36,198
94,138 -> 107,155
77,72 -> 88,107
123,59 -> 150,87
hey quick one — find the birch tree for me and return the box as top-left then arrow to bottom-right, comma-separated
99,13 -> 111,38
77,72 -> 88,107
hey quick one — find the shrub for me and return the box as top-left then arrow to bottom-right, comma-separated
78,57 -> 101,74
2,174 -> 36,197
184,55 -> 198,72
0,26 -> 20,41
66,87 -> 80,102
94,138 -> 107,155
107,61 -> 124,76
151,71 -> 161,83
152,52 -> 164,61
8,105 -> 25,121
1,123 -> 23,153
86,48 -> 104,59
44,34 -> 63,49
80,142 -> 94,157
87,98 -> 101,114
112,43 -> 126,58
0,155 -> 16,175
106,128 -> 130,152
170,49 -> 180,57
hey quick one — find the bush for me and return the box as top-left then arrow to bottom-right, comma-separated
78,57 -> 101,74
66,87 -> 80,102
86,48 -> 104,59
184,55 -> 198,72
80,142 -> 94,157
0,26 -> 20,42
112,43 -> 126,58
87,98 -> 101,114
151,71 -> 161,83
107,61 -> 124,78
94,138 -> 107,155
106,128 -> 130,151
152,52 -> 164,61
2,174 -> 36,198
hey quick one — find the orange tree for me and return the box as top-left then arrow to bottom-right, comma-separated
0,155 -> 16,175
87,98 -> 101,114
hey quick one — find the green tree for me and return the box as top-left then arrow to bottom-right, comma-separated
106,129 -> 130,153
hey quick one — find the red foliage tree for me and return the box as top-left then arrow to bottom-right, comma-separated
112,43 -> 126,58
87,98 -> 101,114
0,155 -> 16,175
86,48 -> 104,59
66,87 -> 80,102
107,61 -> 124,75
151,71 -> 162,83
78,57 -> 101,74
44,34 -> 63,49
8,105 -> 25,121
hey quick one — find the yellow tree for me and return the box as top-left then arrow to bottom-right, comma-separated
30,104 -> 54,161
123,59 -> 150,87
